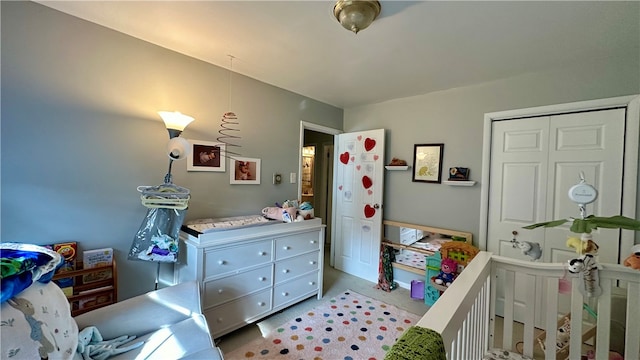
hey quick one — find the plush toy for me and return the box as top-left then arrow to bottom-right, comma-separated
555,316 -> 571,350
568,254 -> 602,298
566,235 -> 599,255
623,244 -> 640,270
434,257 -> 458,287
517,241 -> 542,261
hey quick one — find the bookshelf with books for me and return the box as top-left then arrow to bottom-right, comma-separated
52,257 -> 117,316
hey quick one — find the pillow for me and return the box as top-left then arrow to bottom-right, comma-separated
1,281 -> 79,359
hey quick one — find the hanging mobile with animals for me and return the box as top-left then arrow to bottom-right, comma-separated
524,172 -> 640,298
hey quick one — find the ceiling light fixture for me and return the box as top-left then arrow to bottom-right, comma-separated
333,0 -> 381,34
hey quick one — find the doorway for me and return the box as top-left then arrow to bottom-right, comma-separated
299,122 -> 341,248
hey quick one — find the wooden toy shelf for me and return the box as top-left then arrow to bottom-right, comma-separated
52,259 -> 117,316
382,220 -> 473,277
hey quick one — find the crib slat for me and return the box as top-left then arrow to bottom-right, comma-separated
503,270 -> 515,350
625,282 -> 640,358
544,277 -> 559,359
569,279 -> 584,360
522,273 -> 535,358
595,277 -> 612,360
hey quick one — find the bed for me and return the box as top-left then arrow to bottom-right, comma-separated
415,251 -> 640,360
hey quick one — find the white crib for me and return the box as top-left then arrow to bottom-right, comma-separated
416,251 -> 640,360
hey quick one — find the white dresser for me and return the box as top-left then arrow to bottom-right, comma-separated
172,218 -> 325,339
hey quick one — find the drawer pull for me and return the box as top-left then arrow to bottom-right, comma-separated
309,261 -> 316,265
309,281 -> 315,286
218,260 -> 226,265
282,269 -> 290,273
258,301 -> 266,306
258,277 -> 266,281
258,251 -> 266,256
310,240 -> 316,244
218,289 -> 224,294
217,318 -> 224,323
283,246 -> 290,250
282,292 -> 289,297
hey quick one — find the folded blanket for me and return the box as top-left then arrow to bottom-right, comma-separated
1,243 -> 62,303
384,326 -> 446,360
77,326 -> 143,360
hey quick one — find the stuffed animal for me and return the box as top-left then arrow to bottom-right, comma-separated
623,244 -> 640,270
555,316 -> 571,350
566,235 -> 599,254
517,241 -> 542,261
568,254 -> 602,298
434,257 -> 458,287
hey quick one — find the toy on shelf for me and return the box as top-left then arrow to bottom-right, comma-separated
427,242 -> 480,296
424,252 -> 442,306
434,257 -> 457,287
623,244 -> 640,270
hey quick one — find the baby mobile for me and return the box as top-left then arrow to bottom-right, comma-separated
523,173 -> 640,298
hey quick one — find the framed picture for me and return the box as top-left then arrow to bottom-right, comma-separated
412,143 -> 444,183
187,140 -> 226,172
230,157 -> 261,184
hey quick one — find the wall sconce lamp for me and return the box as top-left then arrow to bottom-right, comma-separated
333,0 -> 381,34
158,111 -> 194,183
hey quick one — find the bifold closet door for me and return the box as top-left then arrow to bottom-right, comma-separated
487,108 -> 625,325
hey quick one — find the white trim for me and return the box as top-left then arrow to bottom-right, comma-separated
479,95 -> 640,255
299,121 -> 342,267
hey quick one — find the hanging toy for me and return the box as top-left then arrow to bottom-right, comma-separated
510,231 -> 543,261
567,253 -> 602,298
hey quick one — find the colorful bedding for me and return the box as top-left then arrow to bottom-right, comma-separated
1,243 -> 61,303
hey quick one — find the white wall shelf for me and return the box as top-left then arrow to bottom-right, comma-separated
443,180 -> 476,186
385,166 -> 409,171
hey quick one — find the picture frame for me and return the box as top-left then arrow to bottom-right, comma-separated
412,143 -> 444,183
187,140 -> 226,172
230,157 -> 261,184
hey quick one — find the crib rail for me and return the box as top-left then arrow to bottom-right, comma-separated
417,251 -> 640,360
416,251 -> 492,359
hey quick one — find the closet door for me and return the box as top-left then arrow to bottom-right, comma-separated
543,109 -> 625,263
488,108 -> 625,264
487,108 -> 626,325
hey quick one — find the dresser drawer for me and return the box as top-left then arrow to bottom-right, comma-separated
205,289 -> 272,338
273,271 -> 319,309
204,239 -> 273,277
275,231 -> 320,260
274,251 -> 320,284
203,265 -> 273,308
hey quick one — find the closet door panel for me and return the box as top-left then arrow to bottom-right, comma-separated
544,108 -> 625,264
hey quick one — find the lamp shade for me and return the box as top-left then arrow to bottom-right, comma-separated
158,111 -> 194,132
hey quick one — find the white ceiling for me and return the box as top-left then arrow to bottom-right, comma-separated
36,1 -> 639,109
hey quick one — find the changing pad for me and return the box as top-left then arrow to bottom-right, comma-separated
184,215 -> 272,233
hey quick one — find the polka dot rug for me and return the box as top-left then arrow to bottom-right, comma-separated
225,290 -> 421,360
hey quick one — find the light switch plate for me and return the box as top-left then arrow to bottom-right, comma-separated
290,173 -> 297,184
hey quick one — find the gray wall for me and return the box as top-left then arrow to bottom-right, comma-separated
344,57 -> 640,245
1,2 -> 343,300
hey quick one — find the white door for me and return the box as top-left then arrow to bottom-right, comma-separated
488,108 -> 626,323
488,108 -> 625,263
332,129 -> 385,283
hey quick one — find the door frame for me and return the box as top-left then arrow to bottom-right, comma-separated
299,121 -> 342,264
479,95 -> 640,262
